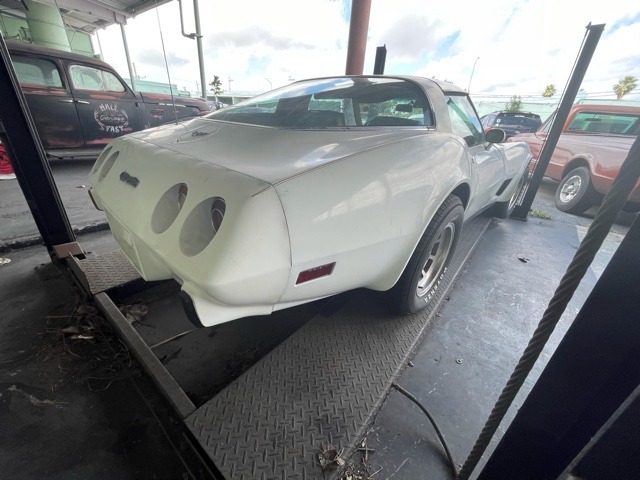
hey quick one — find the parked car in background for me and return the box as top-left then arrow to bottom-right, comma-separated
481,111 -> 542,139
509,104 -> 640,214
0,141 -> 16,180
6,41 -> 210,160
89,75 -> 531,327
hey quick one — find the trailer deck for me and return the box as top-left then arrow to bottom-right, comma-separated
68,216 -> 491,479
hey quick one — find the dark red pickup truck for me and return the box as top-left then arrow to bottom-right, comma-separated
510,104 -> 640,214
6,41 -> 210,160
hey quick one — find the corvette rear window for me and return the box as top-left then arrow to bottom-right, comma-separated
206,77 -> 433,128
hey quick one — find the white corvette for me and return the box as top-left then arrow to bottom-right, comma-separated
89,76 -> 531,327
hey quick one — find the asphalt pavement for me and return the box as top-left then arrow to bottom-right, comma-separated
0,160 -> 106,251
0,162 -> 636,252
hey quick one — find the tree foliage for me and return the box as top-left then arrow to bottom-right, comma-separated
209,75 -> 224,98
613,75 -> 638,100
542,84 -> 556,97
505,95 -> 522,113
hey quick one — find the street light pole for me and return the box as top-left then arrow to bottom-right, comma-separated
468,56 -> 480,93
265,78 -> 272,90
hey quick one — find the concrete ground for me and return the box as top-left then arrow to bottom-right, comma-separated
0,160 -> 107,251
0,172 -> 634,479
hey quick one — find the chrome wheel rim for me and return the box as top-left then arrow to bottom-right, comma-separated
416,222 -> 455,297
559,174 -> 582,203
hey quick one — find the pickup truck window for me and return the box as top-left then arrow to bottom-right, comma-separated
539,113 -> 555,134
69,64 -> 125,92
567,111 -> 640,135
446,95 -> 484,146
12,55 -> 63,88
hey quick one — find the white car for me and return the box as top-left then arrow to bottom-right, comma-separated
89,76 -> 531,327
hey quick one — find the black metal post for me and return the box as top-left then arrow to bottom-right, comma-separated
373,45 -> 387,75
0,34 -> 76,254
476,213 -> 640,479
511,23 -> 604,220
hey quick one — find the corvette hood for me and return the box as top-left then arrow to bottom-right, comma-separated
126,118 -> 426,184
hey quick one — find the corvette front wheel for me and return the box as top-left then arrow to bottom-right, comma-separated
394,195 -> 464,314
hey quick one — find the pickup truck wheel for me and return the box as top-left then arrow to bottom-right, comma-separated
555,166 -> 597,214
394,195 -> 464,314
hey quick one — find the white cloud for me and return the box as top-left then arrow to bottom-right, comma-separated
95,0 -> 640,99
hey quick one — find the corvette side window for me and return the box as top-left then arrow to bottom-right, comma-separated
446,95 -> 484,146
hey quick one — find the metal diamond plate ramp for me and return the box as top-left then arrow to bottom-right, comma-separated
71,250 -> 141,294
187,216 -> 492,480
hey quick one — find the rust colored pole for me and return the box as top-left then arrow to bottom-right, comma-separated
345,0 -> 372,75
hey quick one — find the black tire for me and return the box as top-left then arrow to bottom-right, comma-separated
555,166 -> 598,214
494,173 -> 526,219
394,195 -> 464,314
622,202 -> 640,213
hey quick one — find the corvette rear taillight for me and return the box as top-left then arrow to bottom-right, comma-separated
92,146 -> 112,175
296,262 -> 335,285
152,183 -> 188,234
211,198 -> 226,234
178,184 -> 188,209
98,150 -> 119,181
180,196 -> 226,256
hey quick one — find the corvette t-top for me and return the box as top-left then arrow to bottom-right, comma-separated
89,75 -> 531,327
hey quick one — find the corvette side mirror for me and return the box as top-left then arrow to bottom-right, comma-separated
486,128 -> 507,143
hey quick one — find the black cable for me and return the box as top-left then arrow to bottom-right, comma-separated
392,382 -> 459,477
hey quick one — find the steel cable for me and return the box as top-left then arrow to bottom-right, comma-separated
457,132 -> 640,480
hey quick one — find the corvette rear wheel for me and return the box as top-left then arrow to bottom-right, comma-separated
555,166 -> 598,214
394,195 -> 464,314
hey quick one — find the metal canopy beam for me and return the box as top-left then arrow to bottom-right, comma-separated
345,0 -> 372,75
0,0 -> 174,32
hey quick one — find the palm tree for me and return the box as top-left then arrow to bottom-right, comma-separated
613,76 -> 638,100
542,84 -> 556,97
209,75 -> 223,100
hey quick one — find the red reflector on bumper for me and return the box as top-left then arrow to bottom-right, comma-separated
296,262 -> 335,285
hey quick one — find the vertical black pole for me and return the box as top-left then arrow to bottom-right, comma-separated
373,45 -> 387,75
511,23 -> 604,220
476,213 -> 640,479
0,35 -> 75,253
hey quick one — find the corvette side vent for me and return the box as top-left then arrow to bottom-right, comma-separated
495,178 -> 512,197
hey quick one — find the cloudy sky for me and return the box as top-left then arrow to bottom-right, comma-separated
94,0 -> 640,99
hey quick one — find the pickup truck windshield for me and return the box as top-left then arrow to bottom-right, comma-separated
206,77 -> 433,128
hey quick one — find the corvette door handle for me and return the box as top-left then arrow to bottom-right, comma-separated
75,100 -> 90,105
58,99 -> 73,103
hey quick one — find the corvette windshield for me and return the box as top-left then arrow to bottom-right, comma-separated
206,77 -> 432,128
